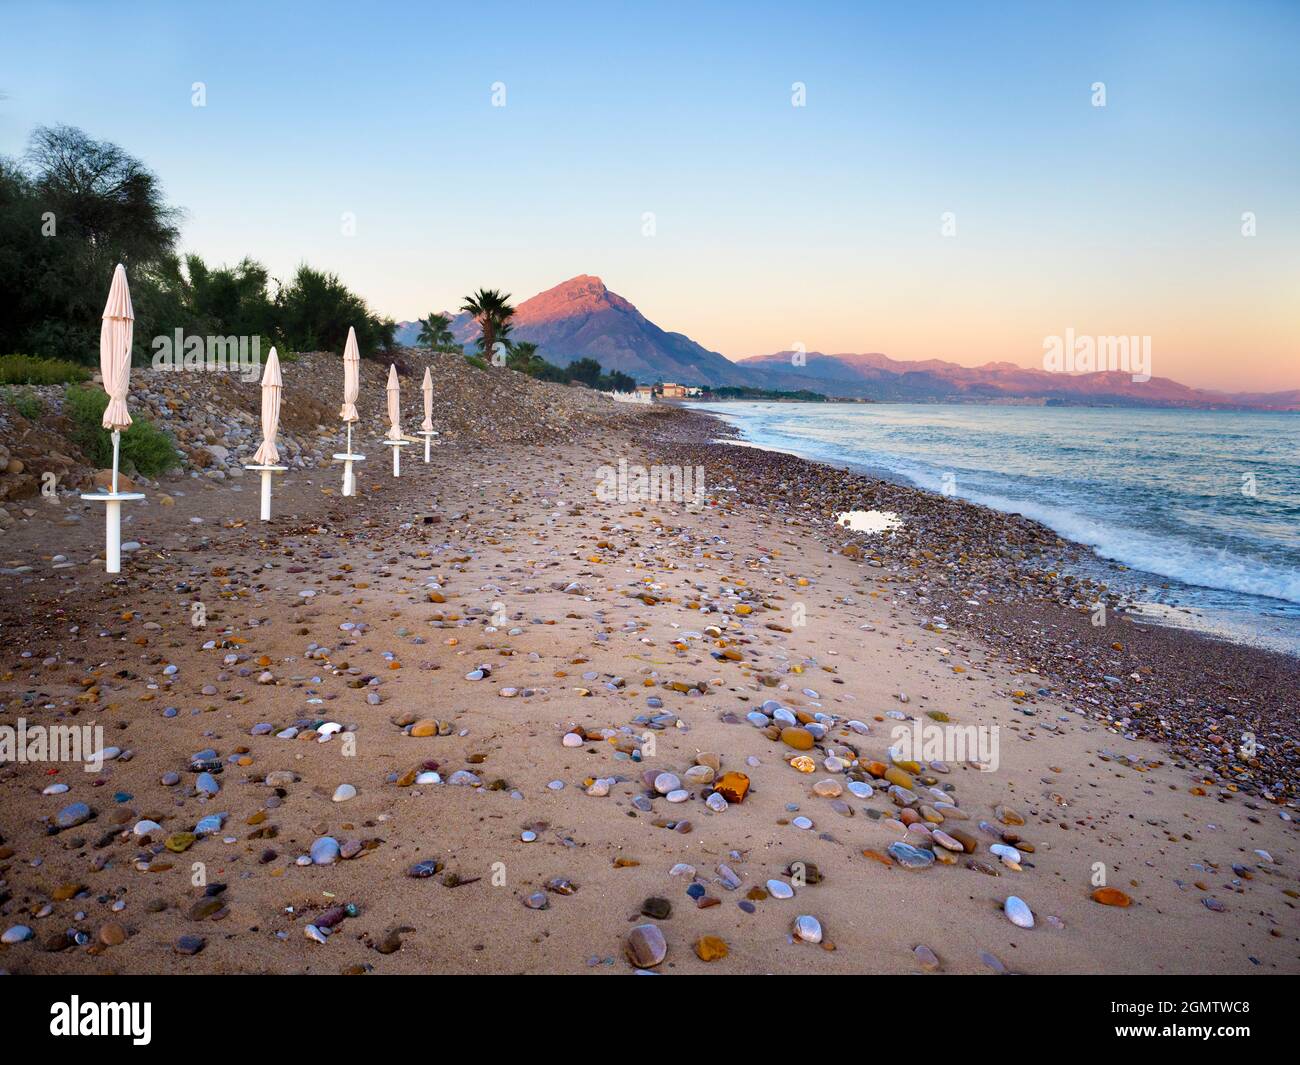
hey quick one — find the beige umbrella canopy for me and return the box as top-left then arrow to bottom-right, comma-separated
386,364 -> 403,440
421,367 -> 434,432
252,347 -> 283,465
100,264 -> 134,431
339,326 -> 360,423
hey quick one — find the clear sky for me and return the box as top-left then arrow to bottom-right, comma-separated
2,0 -> 1297,391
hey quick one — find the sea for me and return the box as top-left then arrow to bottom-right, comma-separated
695,401 -> 1300,657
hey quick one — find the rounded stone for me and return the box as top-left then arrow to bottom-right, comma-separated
1005,895 -> 1034,929
792,915 -> 823,944
780,726 -> 815,751
625,923 -> 668,967
309,837 -> 341,865
653,772 -> 681,795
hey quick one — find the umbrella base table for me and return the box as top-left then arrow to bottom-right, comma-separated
332,453 -> 366,497
244,464 -> 288,520
80,491 -> 146,574
381,439 -> 411,477
418,431 -> 439,462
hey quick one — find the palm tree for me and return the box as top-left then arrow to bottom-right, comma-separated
459,288 -> 515,365
416,312 -> 456,351
506,340 -> 543,374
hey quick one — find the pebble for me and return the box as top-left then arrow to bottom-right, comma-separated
174,935 -> 206,956
694,935 -> 729,961
1004,895 -> 1034,928
641,897 -> 672,920
54,802 -> 91,829
309,837 -> 341,865
887,841 -> 935,869
792,915 -> 823,944
653,772 -> 681,794
625,923 -> 668,967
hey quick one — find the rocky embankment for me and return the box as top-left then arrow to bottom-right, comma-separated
0,348 -> 638,531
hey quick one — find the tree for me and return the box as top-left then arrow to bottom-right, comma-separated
0,125 -> 395,363
0,125 -> 181,360
566,357 -> 604,387
276,264 -> 395,357
416,312 -> 457,351
598,368 -> 637,392
459,288 -> 514,365
505,340 -> 543,374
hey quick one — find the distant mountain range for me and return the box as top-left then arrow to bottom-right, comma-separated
396,275 -> 750,386
395,276 -> 1299,410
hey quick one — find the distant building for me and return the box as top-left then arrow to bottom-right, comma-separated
660,382 -> 687,399
635,385 -> 655,401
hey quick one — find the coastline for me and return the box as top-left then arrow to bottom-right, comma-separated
645,406 -> 1300,801
691,400 -> 1300,657
0,380 -> 1296,974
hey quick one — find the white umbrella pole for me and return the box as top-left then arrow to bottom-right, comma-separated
424,435 -> 431,462
260,470 -> 273,520
111,430 -> 121,494
393,446 -> 401,477
343,422 -> 354,496
105,499 -> 122,574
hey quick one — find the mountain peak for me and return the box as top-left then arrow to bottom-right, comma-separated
520,274 -> 627,320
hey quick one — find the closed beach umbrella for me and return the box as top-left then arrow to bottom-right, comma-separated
421,367 -> 434,432
340,326 -> 360,423
386,364 -> 402,439
252,347 -> 283,465
100,263 -> 134,432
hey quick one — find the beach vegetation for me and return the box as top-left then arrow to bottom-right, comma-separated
3,387 -> 45,419
63,383 -> 180,476
0,353 -> 92,386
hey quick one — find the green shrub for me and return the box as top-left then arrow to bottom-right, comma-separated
0,353 -> 92,386
3,387 -> 44,419
63,384 -> 180,477
464,354 -> 489,371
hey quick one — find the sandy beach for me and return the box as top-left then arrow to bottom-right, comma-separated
1,364 -> 1296,975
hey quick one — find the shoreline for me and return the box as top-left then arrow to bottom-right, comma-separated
0,372 -> 1296,975
694,402 -> 1300,659
640,406 -> 1300,802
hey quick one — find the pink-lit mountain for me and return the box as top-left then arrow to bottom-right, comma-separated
395,277 -> 1298,409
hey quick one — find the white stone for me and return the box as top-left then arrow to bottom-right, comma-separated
1005,895 -> 1035,929
793,915 -> 823,943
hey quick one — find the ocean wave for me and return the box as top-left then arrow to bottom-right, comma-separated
735,423 -> 1300,609
955,487 -> 1300,607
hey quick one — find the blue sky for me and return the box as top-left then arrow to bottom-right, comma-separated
2,0 -> 1297,389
